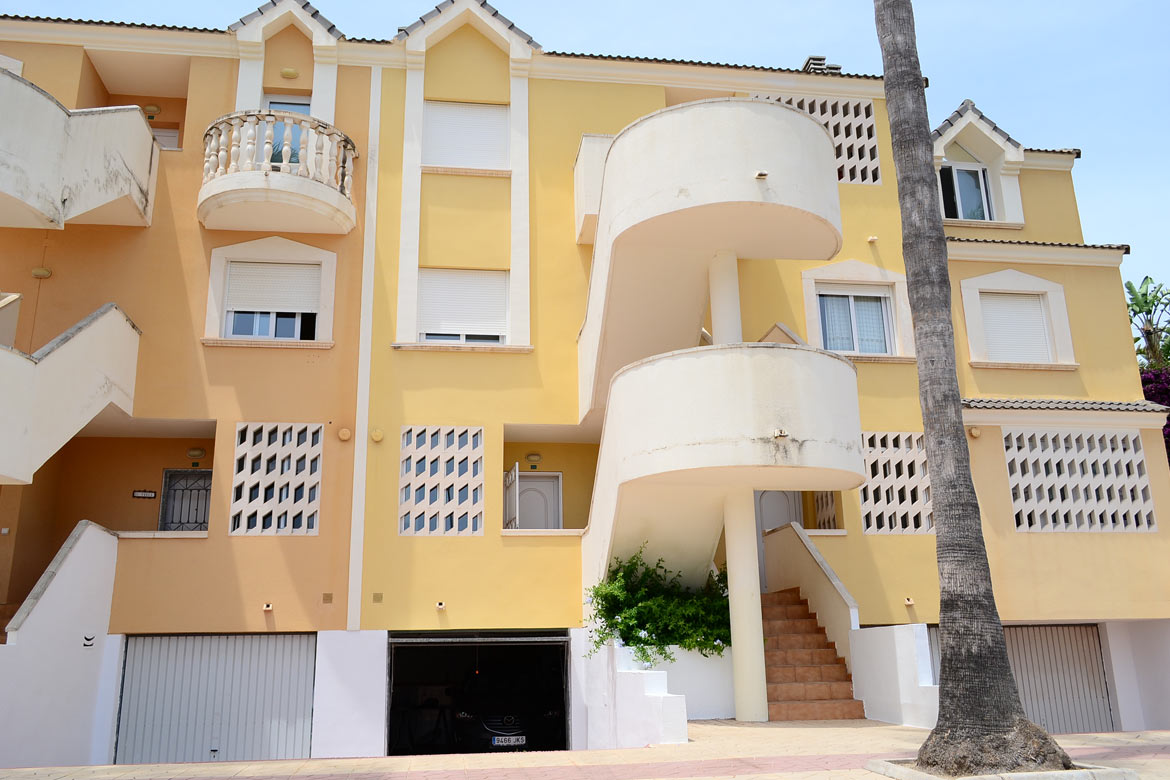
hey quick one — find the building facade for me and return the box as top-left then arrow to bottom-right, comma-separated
1,0 -> 1168,767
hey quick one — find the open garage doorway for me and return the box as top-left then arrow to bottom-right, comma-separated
388,632 -> 569,755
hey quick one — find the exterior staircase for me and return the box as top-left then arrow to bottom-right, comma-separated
763,587 -> 865,720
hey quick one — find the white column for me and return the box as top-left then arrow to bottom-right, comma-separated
724,488 -> 769,721
708,250 -> 742,345
309,46 -> 338,124
394,56 -> 425,343
234,43 -> 264,112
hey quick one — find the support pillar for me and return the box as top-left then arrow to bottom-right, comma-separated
723,488 -> 769,721
708,250 -> 743,345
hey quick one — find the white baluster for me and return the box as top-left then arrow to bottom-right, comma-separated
298,120 -> 310,177
203,132 -> 214,182
261,115 -> 274,173
281,118 -> 293,173
216,123 -> 227,177
314,127 -> 325,184
243,115 -> 257,172
325,130 -> 339,188
341,144 -> 353,198
227,118 -> 242,174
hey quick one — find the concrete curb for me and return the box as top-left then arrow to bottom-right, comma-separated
866,758 -> 1139,780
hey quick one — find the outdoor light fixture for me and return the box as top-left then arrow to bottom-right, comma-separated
280,67 -> 299,79
142,103 -> 161,115
186,447 -> 206,459
525,452 -> 542,463
754,170 -> 768,179
31,267 -> 51,279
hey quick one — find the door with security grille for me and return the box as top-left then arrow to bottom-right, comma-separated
158,469 -> 211,531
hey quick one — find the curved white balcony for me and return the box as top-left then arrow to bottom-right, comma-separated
581,344 -> 864,587
0,70 -> 158,229
578,98 -> 843,422
196,110 -> 357,234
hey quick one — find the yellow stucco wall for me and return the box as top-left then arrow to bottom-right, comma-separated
423,25 -> 509,105
0,41 -> 86,108
419,173 -> 510,269
502,443 -> 599,531
75,51 -> 109,109
360,34 -> 665,630
262,23 -> 314,96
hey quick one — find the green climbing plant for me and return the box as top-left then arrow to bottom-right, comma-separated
585,546 -> 731,665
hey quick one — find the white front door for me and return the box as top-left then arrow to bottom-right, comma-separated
517,473 -> 562,529
757,490 -> 804,532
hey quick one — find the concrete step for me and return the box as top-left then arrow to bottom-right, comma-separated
760,588 -> 804,606
766,648 -> 843,666
763,617 -> 822,635
768,698 -> 866,721
768,680 -> 855,702
764,632 -> 829,650
761,603 -> 811,620
766,663 -> 851,683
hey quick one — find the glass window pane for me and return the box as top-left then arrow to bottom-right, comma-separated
423,333 -> 460,341
231,311 -> 255,336
818,295 -> 855,351
465,334 -> 502,343
956,168 -> 987,220
853,296 -> 889,354
274,312 -> 297,339
939,166 -> 958,219
254,312 -> 270,337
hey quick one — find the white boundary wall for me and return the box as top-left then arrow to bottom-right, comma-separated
310,630 -> 388,758
849,624 -> 938,728
0,521 -> 122,768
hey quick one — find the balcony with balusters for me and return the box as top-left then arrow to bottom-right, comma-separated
196,109 -> 358,234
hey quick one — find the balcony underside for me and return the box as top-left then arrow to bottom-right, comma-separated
196,172 -> 357,234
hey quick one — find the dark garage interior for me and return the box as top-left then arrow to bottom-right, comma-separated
388,635 -> 569,755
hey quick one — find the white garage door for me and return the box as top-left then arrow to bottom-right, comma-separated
1004,625 -> 1114,734
116,634 -> 316,764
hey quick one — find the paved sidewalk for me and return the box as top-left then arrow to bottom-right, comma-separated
3,721 -> 1169,780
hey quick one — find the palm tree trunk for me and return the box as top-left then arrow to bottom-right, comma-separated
873,0 -> 1072,773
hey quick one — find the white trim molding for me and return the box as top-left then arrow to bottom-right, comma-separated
394,56 -> 425,343
946,240 -> 1126,268
933,107 -> 1025,226
204,236 -> 337,343
801,259 -> 914,357
231,0 -> 340,122
958,269 -> 1075,367
963,407 -> 1170,430
0,52 -> 22,76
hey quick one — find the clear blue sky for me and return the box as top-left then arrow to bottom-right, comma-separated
9,0 -> 1166,286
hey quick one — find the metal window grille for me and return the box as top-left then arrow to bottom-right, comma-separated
230,422 -> 324,535
813,491 -> 837,530
1004,428 -> 1156,532
860,431 -> 933,533
159,469 -> 212,531
399,425 -> 485,536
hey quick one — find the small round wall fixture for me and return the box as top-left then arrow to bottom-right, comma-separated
338,428 -> 353,441
967,426 -> 982,439
142,104 -> 161,115
186,447 -> 207,459
280,67 -> 299,80
371,429 -> 384,443
524,452 -> 542,464
31,267 -> 52,279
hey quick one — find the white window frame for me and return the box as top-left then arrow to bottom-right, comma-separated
205,237 -> 337,344
416,268 -> 509,346
938,161 -> 993,221
959,269 -> 1076,366
223,308 -> 318,342
815,286 -> 895,356
802,259 -> 915,357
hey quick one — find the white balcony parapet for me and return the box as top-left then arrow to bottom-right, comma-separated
577,98 -> 844,424
581,344 -> 865,590
0,69 -> 158,229
197,109 -> 358,234
0,304 -> 140,485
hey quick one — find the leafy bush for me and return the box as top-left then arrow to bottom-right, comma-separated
585,547 -> 731,665
1141,366 -> 1170,459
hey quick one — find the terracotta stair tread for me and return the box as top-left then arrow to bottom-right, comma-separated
763,618 -> 823,634
768,680 -> 856,701
766,664 -> 851,683
768,699 -> 866,721
760,588 -> 803,606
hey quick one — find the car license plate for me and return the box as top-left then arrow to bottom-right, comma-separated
492,735 -> 526,746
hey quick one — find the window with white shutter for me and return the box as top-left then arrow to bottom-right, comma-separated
224,261 -> 322,341
422,101 -> 509,170
417,269 -> 508,344
979,292 -> 1052,363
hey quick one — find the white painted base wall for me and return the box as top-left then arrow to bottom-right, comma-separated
0,521 -> 121,768
570,630 -> 688,749
310,630 -> 388,758
1101,619 -> 1170,731
850,624 -> 938,729
649,648 -> 735,720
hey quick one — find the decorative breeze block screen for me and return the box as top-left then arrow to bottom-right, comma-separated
813,491 -> 837,530
399,425 -> 485,536
860,432 -> 933,533
231,423 -> 323,534
753,94 -> 880,184
1004,429 -> 1156,532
